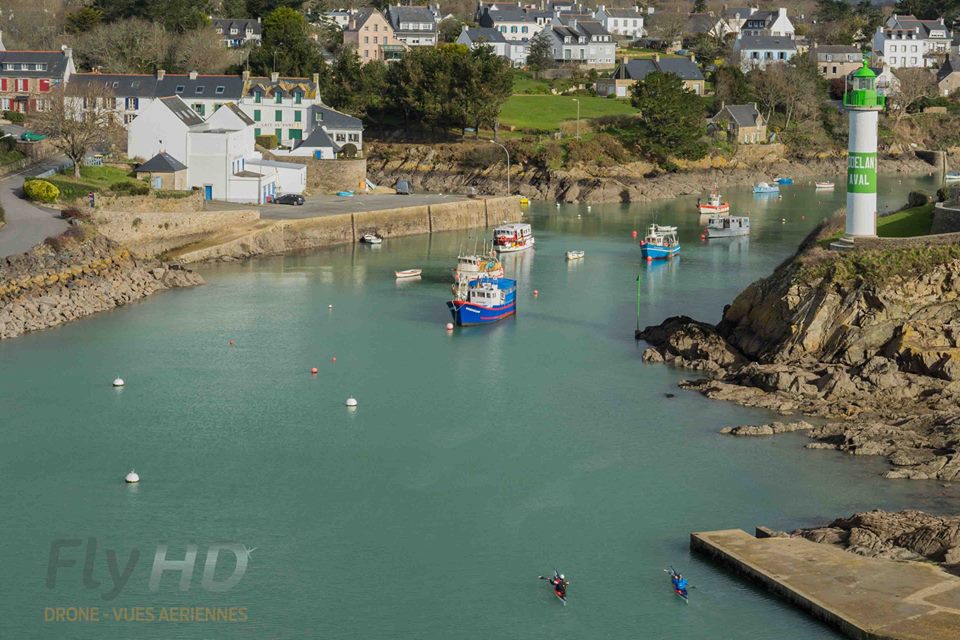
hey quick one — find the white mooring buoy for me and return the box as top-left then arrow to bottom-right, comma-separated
345,397 -> 358,407
113,377 -> 125,387
125,469 -> 140,483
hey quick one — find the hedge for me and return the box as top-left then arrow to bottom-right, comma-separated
23,179 -> 60,203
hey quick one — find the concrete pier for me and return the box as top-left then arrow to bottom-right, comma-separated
691,529 -> 960,640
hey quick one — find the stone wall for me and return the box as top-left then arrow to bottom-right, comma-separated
0,232 -> 203,340
932,202 -> 960,235
93,207 -> 260,257
265,155 -> 367,193
354,206 -> 430,237
94,191 -> 205,213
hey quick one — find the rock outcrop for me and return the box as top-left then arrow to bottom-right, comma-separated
791,510 -> 960,568
0,228 -> 203,339
639,222 -> 960,480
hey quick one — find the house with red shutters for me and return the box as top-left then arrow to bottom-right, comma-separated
0,36 -> 75,115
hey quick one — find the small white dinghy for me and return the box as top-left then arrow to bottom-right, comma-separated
565,250 -> 585,260
361,233 -> 383,244
815,181 -> 835,189
395,269 -> 422,279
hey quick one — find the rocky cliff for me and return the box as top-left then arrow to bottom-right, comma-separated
366,142 -> 935,203
790,510 -> 960,570
639,222 -> 960,481
0,228 -> 203,339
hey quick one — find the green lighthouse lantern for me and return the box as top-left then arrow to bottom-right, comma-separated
843,61 -> 885,110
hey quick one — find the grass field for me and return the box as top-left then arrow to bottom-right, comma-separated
499,95 -> 636,131
46,165 -> 143,201
877,203 -> 934,237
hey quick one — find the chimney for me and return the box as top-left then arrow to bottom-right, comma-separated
778,7 -> 785,18
157,69 -> 166,80
189,70 -> 198,80
312,72 -> 319,87
622,55 -> 629,63
653,53 -> 660,62
242,69 -> 251,83
270,71 -> 279,82
61,44 -> 73,63
0,29 -> 5,52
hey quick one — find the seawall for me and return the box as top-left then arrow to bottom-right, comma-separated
691,529 -> 960,640
169,196 -> 521,263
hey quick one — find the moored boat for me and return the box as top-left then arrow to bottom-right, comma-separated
454,252 -> 504,280
493,222 -> 535,253
696,188 -> 730,215
775,177 -> 793,185
639,224 -> 680,260
395,269 -> 422,279
946,172 -> 960,182
815,181 -> 835,189
705,215 -> 750,238
565,250 -> 585,260
360,233 -> 383,244
446,277 -> 517,326
753,182 -> 780,194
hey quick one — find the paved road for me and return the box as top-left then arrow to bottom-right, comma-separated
255,193 -> 470,220
0,157 -> 71,258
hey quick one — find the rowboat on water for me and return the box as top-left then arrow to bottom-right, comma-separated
395,269 -> 422,279
565,250 -> 585,260
753,182 -> 780,194
815,181 -> 835,189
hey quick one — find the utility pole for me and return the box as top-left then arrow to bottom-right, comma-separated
573,98 -> 580,140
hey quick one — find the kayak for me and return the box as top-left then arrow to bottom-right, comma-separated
542,569 -> 567,606
666,567 -> 689,604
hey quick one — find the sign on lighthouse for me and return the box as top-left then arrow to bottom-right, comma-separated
842,61 -> 885,239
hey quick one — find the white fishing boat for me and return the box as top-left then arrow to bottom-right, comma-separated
454,252 -> 504,280
696,188 -> 730,214
946,172 -> 960,182
753,182 -> 780,194
361,233 -> 383,244
565,250 -> 585,260
493,222 -> 535,253
705,215 -> 750,238
815,181 -> 835,189
395,269 -> 422,279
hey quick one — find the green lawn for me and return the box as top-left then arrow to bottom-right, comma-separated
500,95 -> 636,131
877,203 -> 934,237
0,149 -> 25,166
46,164 -> 143,201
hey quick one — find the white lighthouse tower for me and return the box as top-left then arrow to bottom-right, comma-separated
843,61 -> 885,239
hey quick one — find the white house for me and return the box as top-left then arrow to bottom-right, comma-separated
128,96 -> 306,203
272,105 -> 364,159
476,4 -> 545,41
734,34 -> 797,71
456,26 -> 528,67
593,5 -> 644,39
740,8 -> 794,37
872,14 -> 952,69
547,20 -> 616,67
324,10 -> 354,29
385,5 -> 438,47
212,18 -> 262,48
722,6 -> 757,35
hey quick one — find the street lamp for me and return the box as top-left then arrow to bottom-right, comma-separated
489,139 -> 510,196
572,98 -> 581,140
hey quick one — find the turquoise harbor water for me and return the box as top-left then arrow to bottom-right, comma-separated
3,176 -> 959,639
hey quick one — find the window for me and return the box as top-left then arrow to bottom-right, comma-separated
348,133 -> 359,142
131,81 -> 140,88
195,86 -> 204,94
374,36 -> 378,43
911,57 -> 917,64
374,24 -> 379,31
294,90 -> 302,104
175,85 -> 185,93
192,103 -> 205,115
335,133 -> 346,142
522,26 -> 528,33
254,90 -> 262,103
294,110 -> 301,122
253,109 -> 261,120
255,127 -> 261,136
39,79 -> 50,92
289,128 -> 302,140
911,45 -> 917,52
215,86 -> 225,94
275,128 -> 282,142
365,36 -> 369,43
275,92 -> 282,104
832,66 -> 837,74
314,111 -> 323,122
511,26 -> 517,33
275,109 -> 282,121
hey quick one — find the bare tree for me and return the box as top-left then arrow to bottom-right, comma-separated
891,68 -> 936,126
69,18 -> 171,74
171,27 -> 243,74
34,84 -> 122,179
648,12 -> 688,50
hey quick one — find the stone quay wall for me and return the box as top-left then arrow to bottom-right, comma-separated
93,207 -> 260,257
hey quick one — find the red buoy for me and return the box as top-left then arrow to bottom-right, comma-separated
331,356 -> 337,363
533,289 -> 539,297
310,367 -> 318,375
631,230 -> 638,238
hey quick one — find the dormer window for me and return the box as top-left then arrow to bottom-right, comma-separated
254,90 -> 262,103
215,86 -> 225,94
175,85 -> 185,93
230,28 -> 238,34
274,92 -> 282,104
195,86 -> 204,94
294,90 -> 302,104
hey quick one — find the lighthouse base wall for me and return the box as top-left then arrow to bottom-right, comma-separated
846,192 -> 878,237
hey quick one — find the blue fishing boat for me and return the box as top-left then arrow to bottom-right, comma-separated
775,177 -> 793,185
639,224 -> 680,260
447,277 -> 517,326
753,182 -> 780,194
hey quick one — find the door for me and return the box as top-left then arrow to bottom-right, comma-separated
151,177 -> 162,189
204,185 -> 213,200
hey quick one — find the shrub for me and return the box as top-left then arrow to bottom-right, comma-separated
459,144 -> 504,168
154,190 -> 193,199
43,226 -> 86,251
0,202 -> 5,224
132,217 -> 142,228
3,110 -> 25,124
23,179 -> 60,202
110,181 -> 149,195
907,191 -> 929,208
340,143 -> 358,159
61,207 -> 91,222
256,134 -> 278,150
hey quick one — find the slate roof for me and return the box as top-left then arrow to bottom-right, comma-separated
887,15 -> 950,38
137,152 -> 187,173
687,14 -> 722,34
310,105 -> 363,130
484,6 -> 528,22
223,102 -> 255,125
463,27 -> 508,44
736,34 -> 797,51
158,96 -> 205,126
0,50 -> 71,79
69,73 -> 158,97
938,54 -> 960,82
722,7 -> 754,19
600,8 -> 642,18
158,75 -> 245,100
812,44 -> 861,54
387,5 -> 437,31
213,18 -> 262,35
614,57 -> 703,82
576,21 -> 611,37
712,103 -> 761,127
300,127 -> 340,151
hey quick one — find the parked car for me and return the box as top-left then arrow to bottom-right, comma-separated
275,193 -> 305,205
395,180 -> 413,195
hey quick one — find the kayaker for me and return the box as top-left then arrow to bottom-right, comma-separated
673,574 -> 688,595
